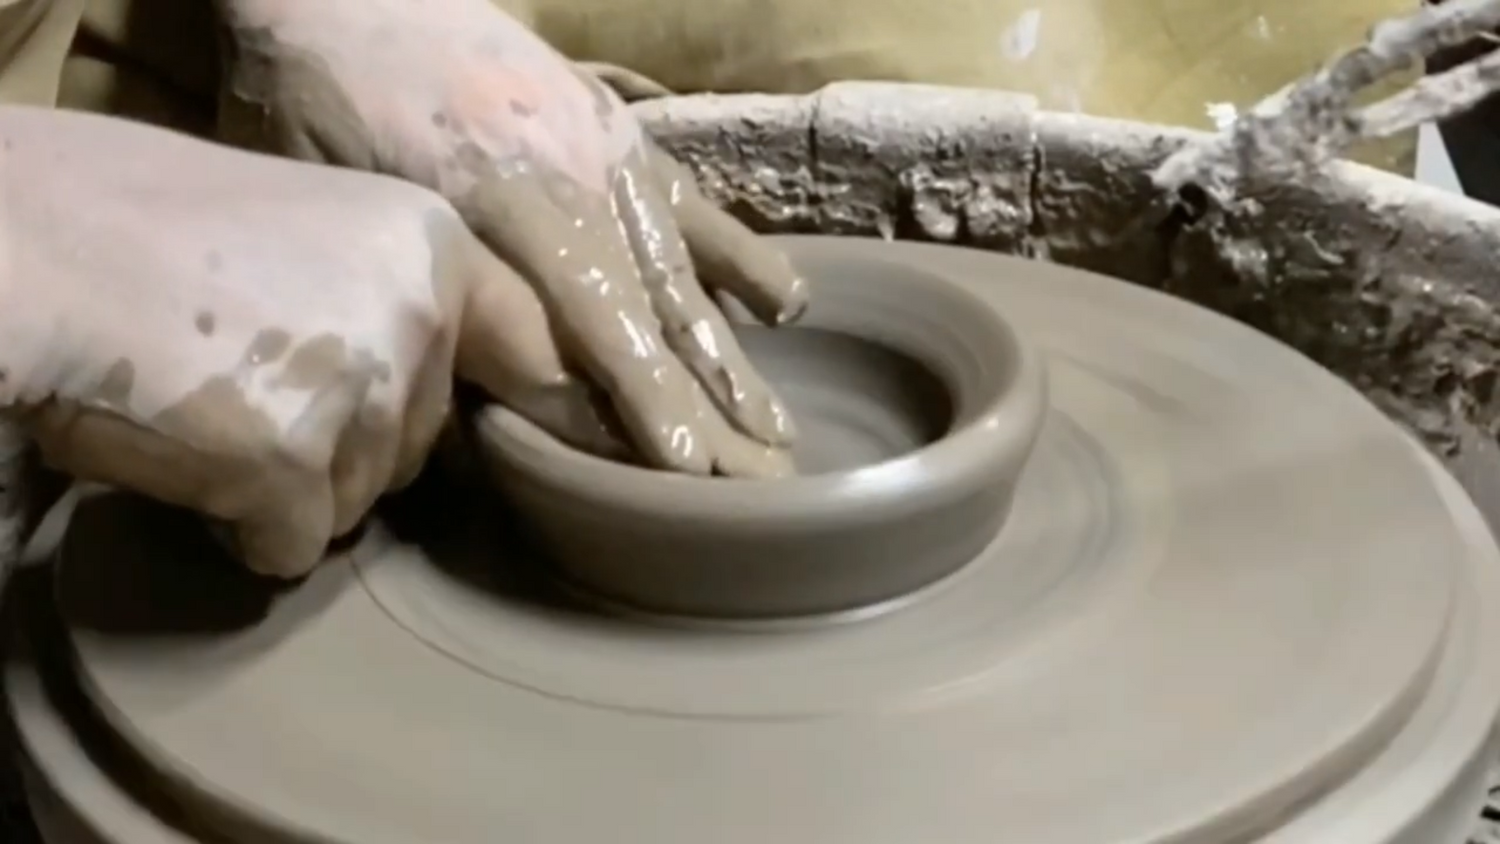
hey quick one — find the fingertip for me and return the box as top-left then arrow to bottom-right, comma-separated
676,198 -> 809,326
773,274 -> 811,326
690,341 -> 798,447
762,392 -> 799,444
235,484 -> 335,579
237,527 -> 326,579
683,377 -> 796,479
714,443 -> 797,479
724,372 -> 798,448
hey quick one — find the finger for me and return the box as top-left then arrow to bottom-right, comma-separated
284,363 -> 376,469
235,473 -> 336,579
613,154 -> 796,447
313,345 -> 411,535
686,382 -> 798,479
237,371 -> 374,574
385,340 -> 455,494
452,234 -> 626,458
24,406 -> 233,518
462,176 -> 712,474
328,403 -> 404,538
644,145 -> 809,325
576,62 -> 675,102
23,406 -> 333,577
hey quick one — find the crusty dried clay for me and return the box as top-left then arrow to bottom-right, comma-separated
1153,0 -> 1500,204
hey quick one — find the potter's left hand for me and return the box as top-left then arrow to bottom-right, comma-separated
216,0 -> 806,478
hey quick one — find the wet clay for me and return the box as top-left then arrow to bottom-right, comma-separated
736,328 -> 952,474
14,237 -> 1500,844
459,158 -> 802,478
211,9 -> 808,478
479,245 -> 1046,619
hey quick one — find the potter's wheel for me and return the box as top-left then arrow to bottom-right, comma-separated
9,237 -> 1500,844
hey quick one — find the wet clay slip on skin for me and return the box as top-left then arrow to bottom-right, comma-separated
476,249 -> 1047,621
6,237 -> 1500,844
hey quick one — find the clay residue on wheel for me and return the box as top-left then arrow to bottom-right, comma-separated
634,82 -> 1500,466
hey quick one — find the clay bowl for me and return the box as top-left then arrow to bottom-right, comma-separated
477,246 -> 1048,623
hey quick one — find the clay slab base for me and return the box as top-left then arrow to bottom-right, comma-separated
6,238 -> 1500,844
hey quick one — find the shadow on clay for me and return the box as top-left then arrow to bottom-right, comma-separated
8,489 -> 351,682
53,496 -> 313,638
376,438 -> 600,621
0,565 -> 236,844
21,383 -> 591,654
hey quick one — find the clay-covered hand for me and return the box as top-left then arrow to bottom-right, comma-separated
216,0 -> 807,477
0,106 -> 613,577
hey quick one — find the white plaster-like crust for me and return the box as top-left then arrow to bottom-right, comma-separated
632,83 -> 1500,477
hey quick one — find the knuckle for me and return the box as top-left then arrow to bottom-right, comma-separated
270,443 -> 332,483
659,252 -> 696,282
394,297 -> 448,344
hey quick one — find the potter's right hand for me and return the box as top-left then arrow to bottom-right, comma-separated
0,107 -> 609,578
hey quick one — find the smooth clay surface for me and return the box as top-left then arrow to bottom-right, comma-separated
13,238 -> 1500,844
734,327 -> 952,475
477,247 -> 1046,621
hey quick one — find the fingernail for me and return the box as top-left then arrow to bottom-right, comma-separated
775,279 -> 810,325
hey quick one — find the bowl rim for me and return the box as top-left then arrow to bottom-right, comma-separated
477,260 -> 1048,528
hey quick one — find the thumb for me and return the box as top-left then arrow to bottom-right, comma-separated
455,241 -> 625,457
235,475 -> 336,579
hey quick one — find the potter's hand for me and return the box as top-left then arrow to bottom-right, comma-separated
0,106 -> 605,577
216,0 -> 807,477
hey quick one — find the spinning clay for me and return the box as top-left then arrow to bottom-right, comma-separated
6,237 -> 1500,844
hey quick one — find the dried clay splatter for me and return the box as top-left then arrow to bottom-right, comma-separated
1154,0 -> 1500,208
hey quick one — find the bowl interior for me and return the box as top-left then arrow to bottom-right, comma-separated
735,325 -> 954,475
479,247 -> 1037,524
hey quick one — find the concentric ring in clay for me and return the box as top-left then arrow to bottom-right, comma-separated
32,237 -> 1500,844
